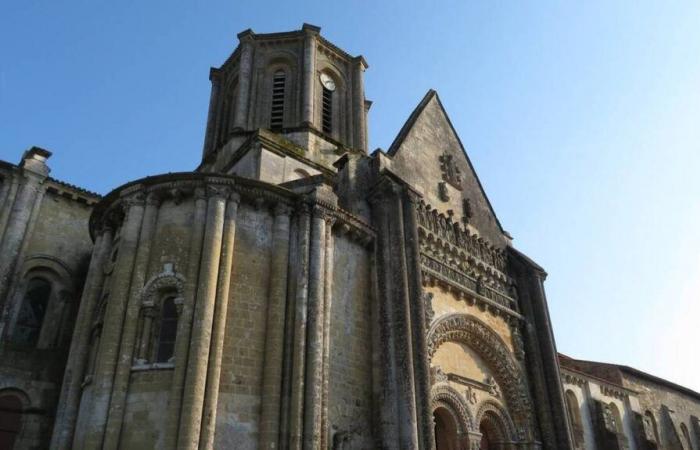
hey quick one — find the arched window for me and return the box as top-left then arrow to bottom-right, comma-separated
681,423 -> 694,450
293,168 -> 311,179
608,403 -> 623,434
11,278 -> 51,346
270,70 -> 286,129
320,72 -> 336,134
643,410 -> 659,443
565,390 -> 585,448
155,296 -> 178,363
0,393 -> 24,449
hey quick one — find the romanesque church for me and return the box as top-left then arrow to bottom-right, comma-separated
1,24 -> 699,450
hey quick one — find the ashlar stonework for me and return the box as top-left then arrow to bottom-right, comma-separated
1,24 -> 699,450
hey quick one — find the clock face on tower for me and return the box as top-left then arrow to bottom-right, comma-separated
320,72 -> 336,91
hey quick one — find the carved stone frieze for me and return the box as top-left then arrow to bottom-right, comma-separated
420,254 -> 519,319
416,200 -> 506,272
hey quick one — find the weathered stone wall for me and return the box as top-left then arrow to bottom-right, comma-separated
622,373 -> 700,449
328,234 -> 373,448
215,204 -> 273,449
120,370 -> 172,449
0,151 -> 98,450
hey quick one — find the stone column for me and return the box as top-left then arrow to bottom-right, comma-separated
102,191 -> 161,449
178,186 -> 227,450
82,191 -> 146,450
303,206 -> 327,450
391,193 -> 420,449
50,225 -> 113,450
289,204 -> 311,450
508,247 -> 574,450
259,203 -> 292,450
0,172 -> 45,316
370,181 -> 420,449
199,192 -> 240,449
320,216 -> 335,449
301,25 -> 318,127
202,69 -> 222,157
279,213 -> 299,447
0,173 -> 15,240
0,148 -> 50,316
165,187 -> 207,449
233,32 -> 254,131
136,306 -> 155,360
352,58 -> 367,152
467,431 -> 483,450
370,194 -> 400,448
403,191 -> 435,450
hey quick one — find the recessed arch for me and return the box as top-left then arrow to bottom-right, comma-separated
431,383 -> 475,432
643,410 -> 659,443
427,313 -> 532,438
9,256 -> 76,348
0,388 -> 30,450
475,399 -> 518,443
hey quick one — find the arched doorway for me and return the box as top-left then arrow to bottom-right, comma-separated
479,410 -> 509,450
0,393 -> 24,449
434,406 -> 460,450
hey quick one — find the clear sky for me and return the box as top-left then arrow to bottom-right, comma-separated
2,2 -> 699,391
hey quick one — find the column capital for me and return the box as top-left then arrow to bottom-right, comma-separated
237,28 -> 256,43
296,201 -> 312,216
145,191 -> 162,206
311,204 -> 334,221
123,191 -> 146,208
206,184 -> 230,200
273,202 -> 293,217
301,23 -> 321,35
193,186 -> 207,201
228,190 -> 241,204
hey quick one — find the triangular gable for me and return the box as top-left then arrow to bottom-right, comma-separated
386,90 -> 508,247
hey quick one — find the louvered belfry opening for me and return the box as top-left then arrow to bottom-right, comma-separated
322,86 -> 333,134
270,70 -> 286,129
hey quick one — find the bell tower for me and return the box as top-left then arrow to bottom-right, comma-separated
199,24 -> 370,181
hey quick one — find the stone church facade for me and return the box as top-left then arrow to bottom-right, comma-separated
0,24 -> 698,450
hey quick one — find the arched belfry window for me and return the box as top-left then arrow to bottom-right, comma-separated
270,70 -> 286,129
320,72 -> 336,134
155,296 -> 178,363
11,278 -> 51,346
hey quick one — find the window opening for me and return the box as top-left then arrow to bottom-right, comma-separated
270,70 -> 286,129
12,278 -> 51,346
155,296 -> 178,363
322,86 -> 333,134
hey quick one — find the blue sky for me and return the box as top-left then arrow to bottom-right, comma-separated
2,2 -> 699,390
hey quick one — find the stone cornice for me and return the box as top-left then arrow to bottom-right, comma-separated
214,129 -> 340,181
89,171 -> 374,249
560,367 -> 638,399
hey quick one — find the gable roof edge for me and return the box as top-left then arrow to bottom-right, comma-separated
386,89 -> 507,236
